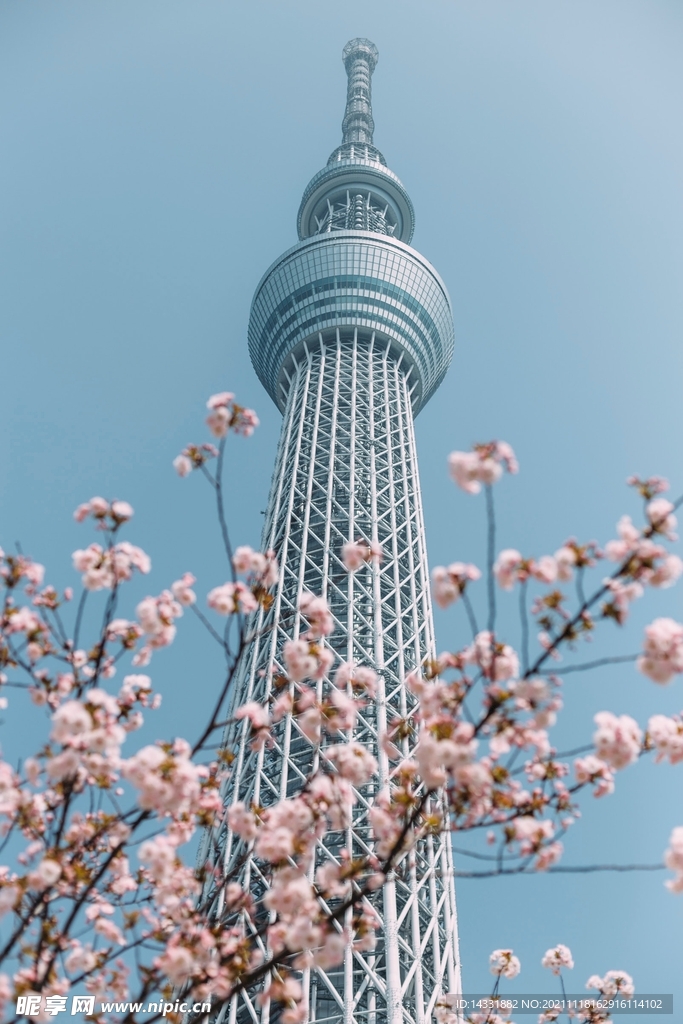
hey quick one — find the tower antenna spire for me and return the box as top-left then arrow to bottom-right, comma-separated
341,38 -> 379,146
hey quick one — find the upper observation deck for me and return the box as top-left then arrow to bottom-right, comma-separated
248,38 -> 454,415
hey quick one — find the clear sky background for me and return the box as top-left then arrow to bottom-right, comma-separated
1,0 -> 683,1008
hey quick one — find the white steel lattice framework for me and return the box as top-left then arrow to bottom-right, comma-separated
201,38 -> 460,1024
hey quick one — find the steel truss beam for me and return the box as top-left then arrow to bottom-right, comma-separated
202,328 -> 460,1024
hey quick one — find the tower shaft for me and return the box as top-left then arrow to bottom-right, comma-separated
213,331 -> 459,1024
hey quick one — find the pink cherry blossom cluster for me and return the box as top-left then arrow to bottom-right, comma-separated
574,754 -> 615,798
385,653 -> 572,870
448,441 -> 518,496
604,514 -> 682,589
72,541 -> 151,592
593,712 -> 642,770
541,942 -> 574,974
297,591 -> 334,638
173,390 -> 257,478
663,826 -> 683,893
222,779 -> 382,994
510,817 -> 563,869
466,631 -> 519,681
172,572 -> 197,606
236,661 -> 374,760
637,617 -> 683,684
205,392 -> 260,439
341,539 -> 383,572
232,546 -> 279,588
553,538 -> 602,580
489,948 -> 521,978
333,661 -> 378,697
493,549 -> 560,590
627,474 -> 669,499
208,581 -> 258,616
0,551 -> 45,593
431,562 -> 481,609
647,712 -> 683,764
2,603 -> 51,666
122,739 -> 210,819
208,549 -> 279,617
173,442 -> 219,478
646,497 -> 678,540
133,586 -> 188,665
586,969 -> 635,998
448,440 -> 518,495
282,638 -> 333,683
73,497 -> 134,528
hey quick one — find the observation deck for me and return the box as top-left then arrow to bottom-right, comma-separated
247,38 -> 454,415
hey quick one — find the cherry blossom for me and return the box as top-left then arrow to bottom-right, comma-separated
73,497 -> 134,528
489,948 -> 521,978
235,702 -> 272,750
326,742 -> 377,785
133,589 -> 183,665
554,545 -> 577,581
431,562 -> 481,608
646,498 -> 677,539
627,474 -> 669,498
637,618 -> 683,684
604,515 -> 641,562
206,392 -> 260,438
299,592 -> 334,638
121,739 -> 205,816
334,661 -> 378,697
72,541 -> 151,591
663,826 -> 683,893
647,713 -> 683,765
448,440 -> 518,495
28,858 -> 61,890
602,578 -> 643,625
466,631 -> 519,682
493,549 -> 523,590
574,755 -> 615,798
649,554 -> 683,588
173,453 -> 193,477
207,581 -> 259,616
541,943 -> 574,974
586,970 -> 635,998
232,546 -> 279,588
227,802 -> 258,842
511,816 -> 555,856
282,639 -> 318,682
593,712 -> 642,770
172,572 -> 197,606
493,550 -> 558,590
342,540 -> 382,572
173,442 -> 219,476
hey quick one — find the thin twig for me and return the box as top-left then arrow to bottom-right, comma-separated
538,654 -> 639,676
485,484 -> 496,635
455,862 -> 665,878
461,590 -> 479,640
215,439 -> 237,577
519,578 -> 529,675
72,589 -> 88,651
190,604 -> 229,650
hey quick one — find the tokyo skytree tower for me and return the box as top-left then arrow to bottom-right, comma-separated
209,38 -> 459,1024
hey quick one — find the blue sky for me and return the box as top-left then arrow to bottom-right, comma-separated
1,0 -> 682,1007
